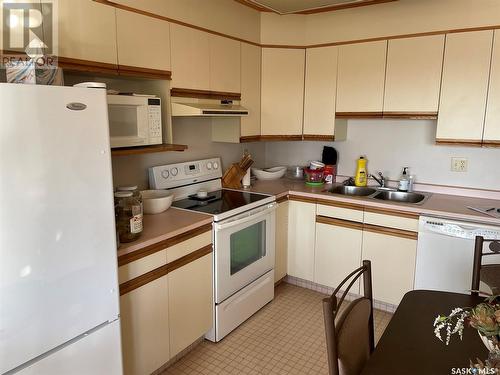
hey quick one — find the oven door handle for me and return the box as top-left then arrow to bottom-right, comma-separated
214,203 -> 276,231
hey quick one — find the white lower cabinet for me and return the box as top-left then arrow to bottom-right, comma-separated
361,230 -> 417,305
314,220 -> 363,294
168,253 -> 213,357
274,201 -> 289,282
120,275 -> 170,375
119,230 -> 213,375
287,200 -> 316,280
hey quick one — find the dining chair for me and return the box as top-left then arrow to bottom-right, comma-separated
471,235 -> 500,296
322,260 -> 375,375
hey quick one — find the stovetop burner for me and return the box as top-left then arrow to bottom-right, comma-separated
187,193 -> 217,201
172,189 -> 270,216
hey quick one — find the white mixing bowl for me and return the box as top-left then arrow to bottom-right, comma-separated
252,166 -> 287,180
141,190 -> 174,214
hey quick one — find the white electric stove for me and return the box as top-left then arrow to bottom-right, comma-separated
149,158 -> 276,342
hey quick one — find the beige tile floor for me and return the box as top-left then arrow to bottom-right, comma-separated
163,283 -> 392,375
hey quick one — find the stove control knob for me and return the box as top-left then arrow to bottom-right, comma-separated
171,167 -> 179,176
206,162 -> 213,170
213,162 -> 219,170
161,170 -> 169,179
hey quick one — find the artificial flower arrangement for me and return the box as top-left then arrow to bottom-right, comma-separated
433,295 -> 499,372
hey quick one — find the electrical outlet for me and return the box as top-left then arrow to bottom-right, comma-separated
451,157 -> 468,172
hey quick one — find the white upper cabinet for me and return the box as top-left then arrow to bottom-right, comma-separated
336,40 -> 387,113
116,10 -> 171,71
483,30 -> 500,145
384,35 -> 445,114
436,30 -> 493,144
261,48 -> 305,137
58,0 -> 117,64
303,47 -> 346,140
240,43 -> 262,138
170,24 -> 210,90
209,35 -> 241,93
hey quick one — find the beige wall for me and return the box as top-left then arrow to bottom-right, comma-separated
113,0 -> 261,44
264,120 -> 500,191
261,0 -> 500,45
112,118 -> 266,189
260,14 -> 307,45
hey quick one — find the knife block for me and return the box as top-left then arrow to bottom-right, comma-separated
222,162 -> 252,189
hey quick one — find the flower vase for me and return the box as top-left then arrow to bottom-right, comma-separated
479,333 -> 500,368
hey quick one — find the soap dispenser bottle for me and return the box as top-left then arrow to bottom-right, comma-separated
398,167 -> 410,192
354,156 -> 368,187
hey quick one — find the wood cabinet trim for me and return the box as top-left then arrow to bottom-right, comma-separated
276,195 -> 289,204
111,144 -> 188,156
92,1 -> 500,51
288,195 -> 317,204
240,135 -> 261,143
119,263 -> 169,295
435,138 -> 483,147
234,0 -> 396,15
295,0 -> 397,14
482,140 -> 500,147
259,135 -> 303,141
382,112 -> 438,119
59,57 -> 172,80
316,215 -> 364,231
171,88 -> 241,101
94,0 -> 261,47
119,244 -> 213,295
167,244 -> 213,274
363,223 -> 418,240
316,198 -> 365,211
335,112 -> 384,119
240,135 -> 303,142
118,65 -> 172,80
118,223 -> 212,267
307,25 -> 500,49
302,134 -> 335,141
364,206 -> 419,220
58,56 -> 119,75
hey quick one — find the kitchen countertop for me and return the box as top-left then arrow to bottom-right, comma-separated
117,207 -> 213,258
242,178 -> 500,225
117,178 -> 500,259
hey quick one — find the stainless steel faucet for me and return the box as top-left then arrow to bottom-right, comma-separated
369,172 -> 386,188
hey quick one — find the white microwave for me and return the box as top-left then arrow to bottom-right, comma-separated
107,95 -> 162,148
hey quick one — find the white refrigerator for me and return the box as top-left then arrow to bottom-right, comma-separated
0,83 -> 123,374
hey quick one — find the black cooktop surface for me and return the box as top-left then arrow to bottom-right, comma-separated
172,189 -> 269,215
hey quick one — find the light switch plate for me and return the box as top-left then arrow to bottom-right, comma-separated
451,157 -> 468,172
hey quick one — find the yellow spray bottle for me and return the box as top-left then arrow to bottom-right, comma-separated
354,156 -> 368,187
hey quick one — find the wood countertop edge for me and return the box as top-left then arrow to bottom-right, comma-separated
255,186 -> 500,225
116,186 -> 500,263
117,215 -> 213,260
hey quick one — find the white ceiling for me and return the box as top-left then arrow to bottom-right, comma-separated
247,0 -> 372,14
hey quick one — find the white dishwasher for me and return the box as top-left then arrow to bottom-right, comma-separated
415,216 -> 500,294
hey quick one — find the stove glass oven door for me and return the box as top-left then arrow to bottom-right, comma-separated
214,203 -> 276,303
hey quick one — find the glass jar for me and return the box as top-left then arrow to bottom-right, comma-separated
114,191 -> 143,243
116,185 -> 142,205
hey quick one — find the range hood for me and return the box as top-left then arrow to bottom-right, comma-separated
171,98 -> 249,117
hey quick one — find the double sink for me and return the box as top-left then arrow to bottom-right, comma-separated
328,185 -> 430,204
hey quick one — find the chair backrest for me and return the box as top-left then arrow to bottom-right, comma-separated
322,260 -> 374,375
472,236 -> 500,296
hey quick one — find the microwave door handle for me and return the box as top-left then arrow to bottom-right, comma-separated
215,204 -> 276,231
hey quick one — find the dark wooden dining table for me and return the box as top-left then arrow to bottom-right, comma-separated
361,290 -> 489,375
